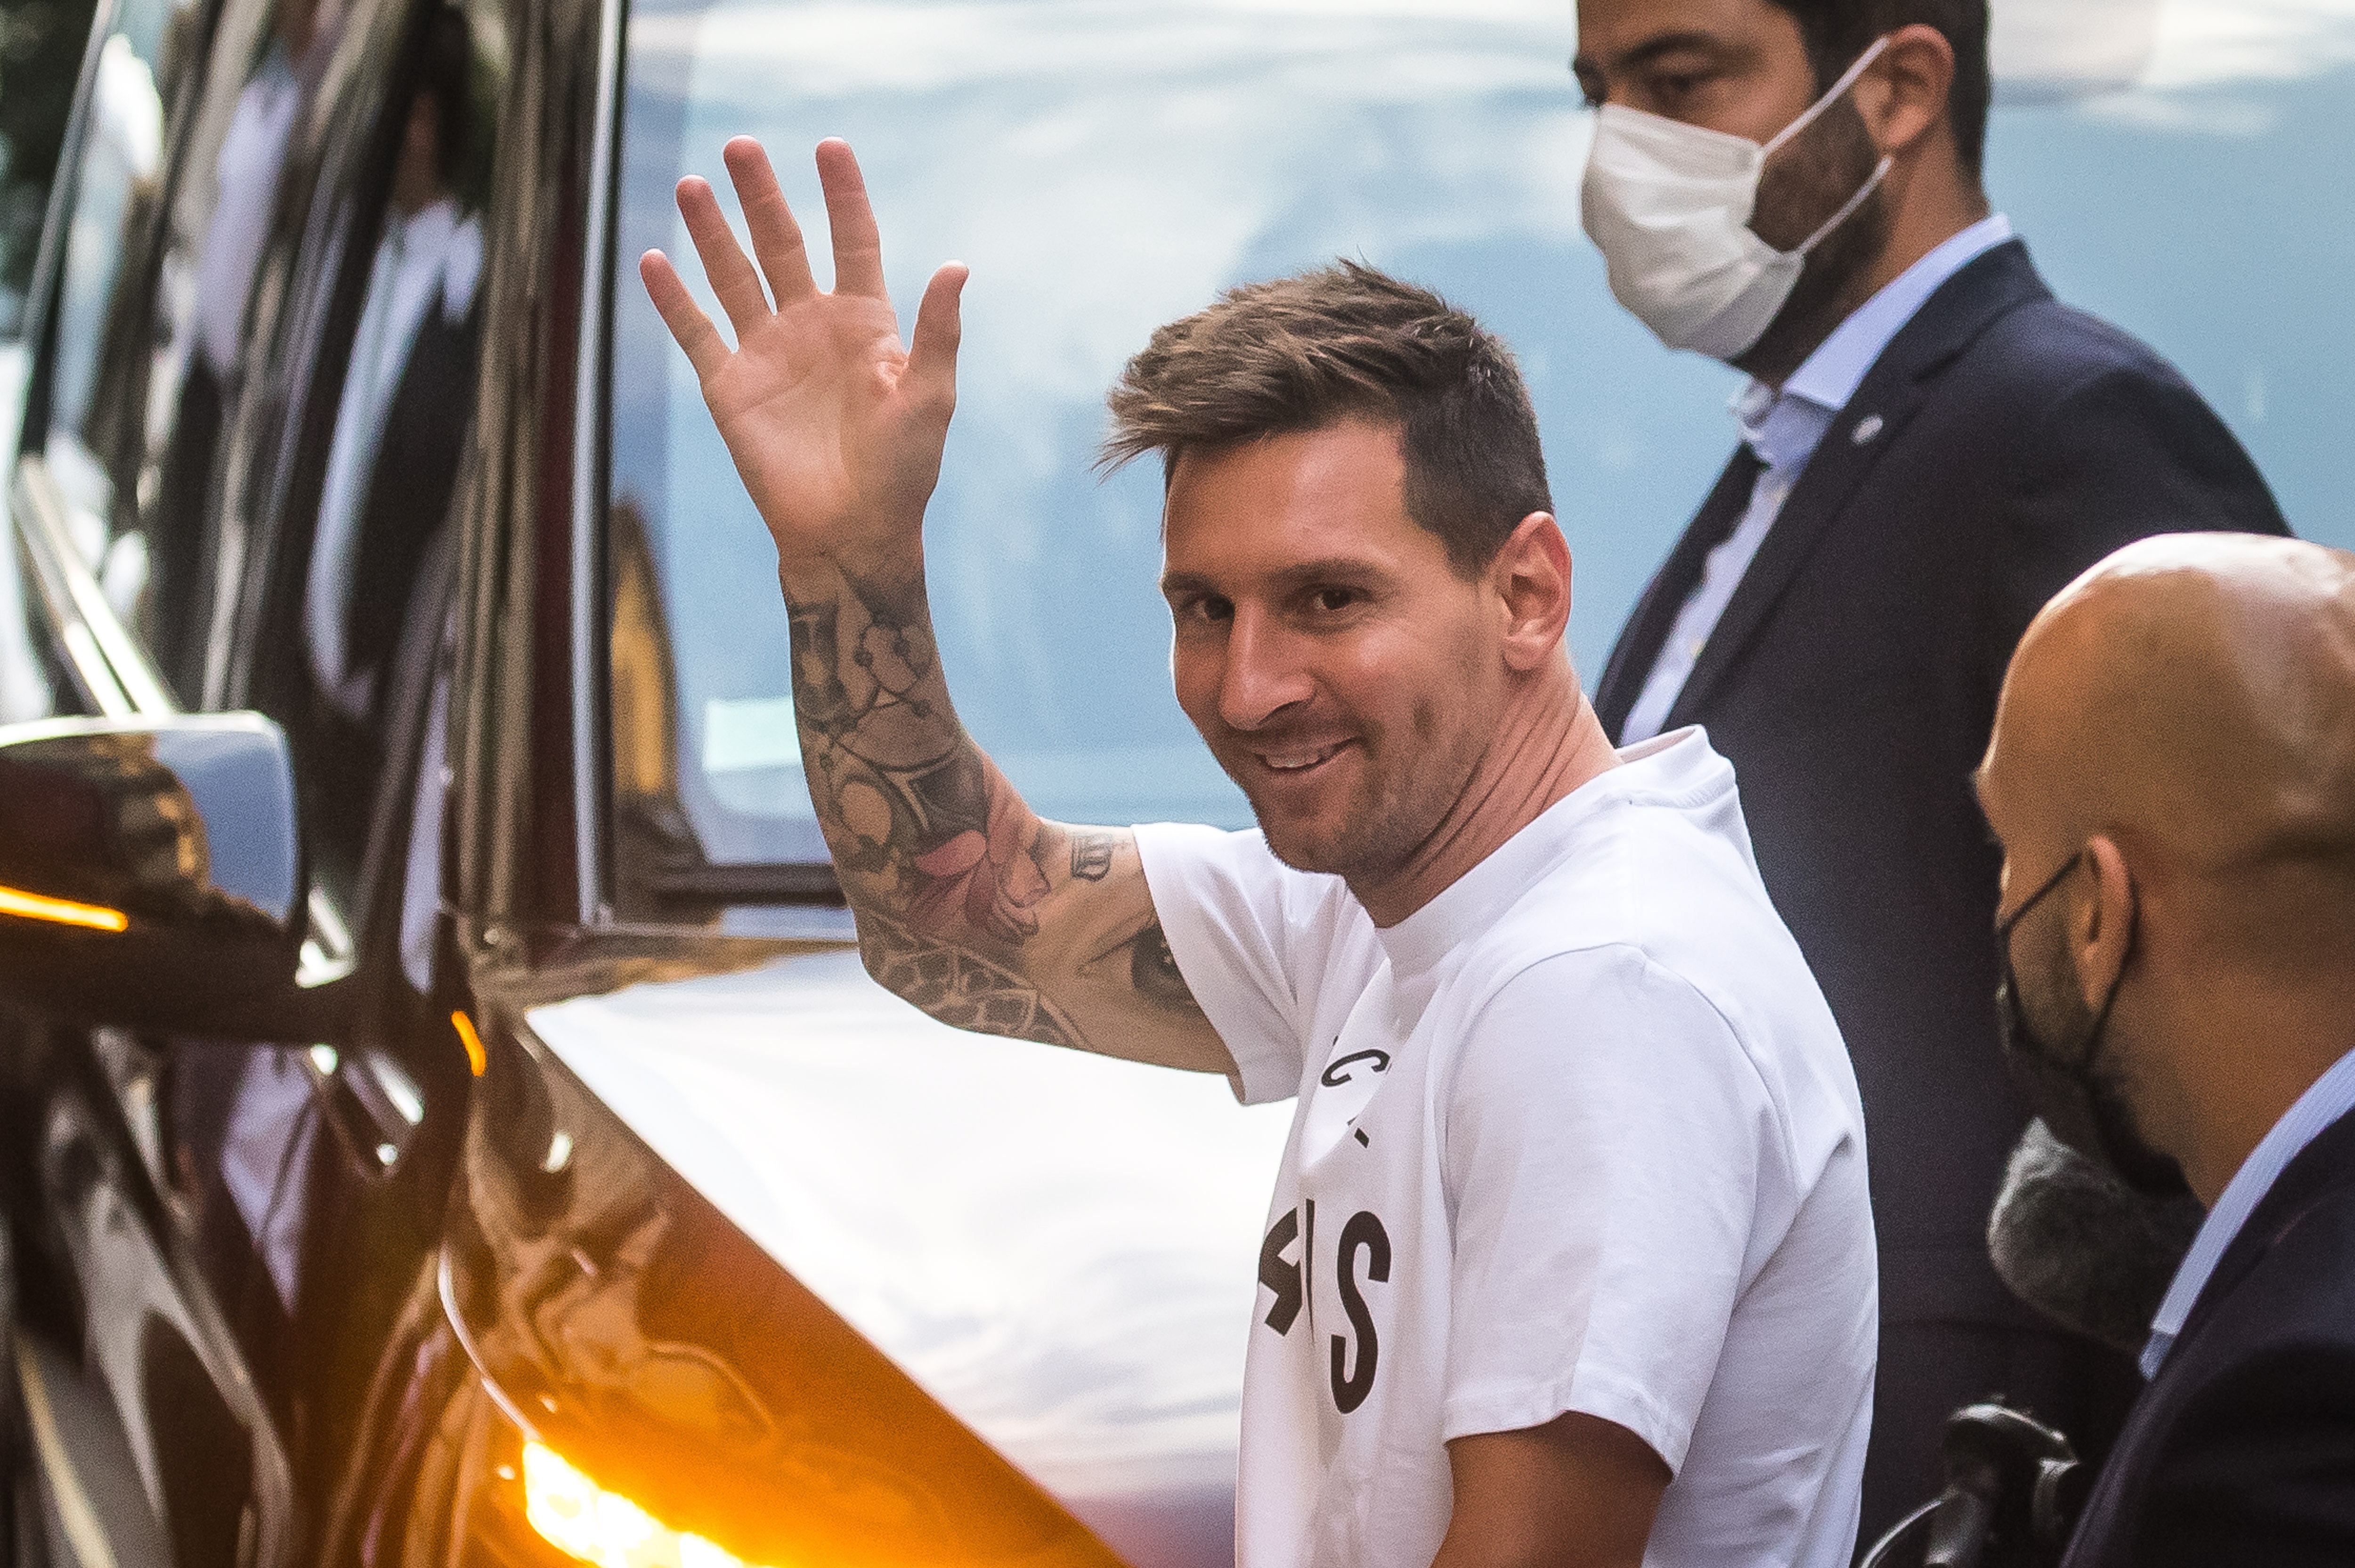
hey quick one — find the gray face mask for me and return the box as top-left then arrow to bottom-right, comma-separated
1994,855 -> 2190,1200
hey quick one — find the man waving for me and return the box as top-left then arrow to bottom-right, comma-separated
644,138 -> 1876,1568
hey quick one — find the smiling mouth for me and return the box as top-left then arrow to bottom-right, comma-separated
1253,742 -> 1349,773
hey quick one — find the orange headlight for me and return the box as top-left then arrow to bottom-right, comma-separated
522,1440 -> 784,1568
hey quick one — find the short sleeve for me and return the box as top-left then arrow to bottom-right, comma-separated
1438,946 -> 1786,1473
1133,822 -> 1346,1105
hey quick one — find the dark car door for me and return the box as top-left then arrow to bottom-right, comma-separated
4,0 -> 302,1559
1,0 -> 493,1558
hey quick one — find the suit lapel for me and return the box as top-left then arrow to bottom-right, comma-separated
1593,447 -> 1762,740
1662,241 -> 2053,728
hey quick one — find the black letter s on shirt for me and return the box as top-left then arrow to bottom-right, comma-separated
1331,1211 -> 1390,1414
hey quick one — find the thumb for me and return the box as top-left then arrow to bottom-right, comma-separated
907,262 -> 968,417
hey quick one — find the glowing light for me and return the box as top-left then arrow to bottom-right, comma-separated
453,1011 -> 487,1076
521,1441 -> 776,1568
0,883 -> 128,933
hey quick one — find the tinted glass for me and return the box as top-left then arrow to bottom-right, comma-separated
609,0 -> 2353,885
0,0 -> 105,336
39,0 -> 352,693
41,0 -> 196,558
262,0 -> 490,909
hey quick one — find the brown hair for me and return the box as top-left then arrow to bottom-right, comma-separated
1100,260 -> 1553,577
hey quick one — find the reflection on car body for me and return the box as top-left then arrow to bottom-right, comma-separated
1,0 -> 2352,1566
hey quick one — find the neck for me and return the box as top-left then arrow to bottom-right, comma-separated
1738,153 -> 1992,390
2144,968 -> 2355,1209
1348,662 -> 1620,927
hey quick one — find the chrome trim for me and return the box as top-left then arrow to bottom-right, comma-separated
570,0 -> 625,927
9,453 -> 357,984
435,1245 -> 543,1442
12,456 -> 155,716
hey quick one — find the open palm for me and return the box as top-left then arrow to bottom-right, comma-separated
640,137 -> 966,573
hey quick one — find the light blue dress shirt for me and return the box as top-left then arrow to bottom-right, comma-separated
2140,1045 -> 2355,1378
1620,214 -> 2017,744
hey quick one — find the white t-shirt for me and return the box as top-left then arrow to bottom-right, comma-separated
1135,729 -> 1876,1568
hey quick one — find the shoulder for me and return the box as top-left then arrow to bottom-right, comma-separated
1931,292 -> 2280,533
1478,943 -> 1744,1051
1977,294 -> 2177,382
1444,944 -> 1777,1162
1949,293 -> 2240,447
1449,945 -> 1780,1150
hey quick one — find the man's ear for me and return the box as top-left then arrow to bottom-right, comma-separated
1856,22 -> 1956,160
1493,512 -> 1572,673
2075,836 -> 2138,1013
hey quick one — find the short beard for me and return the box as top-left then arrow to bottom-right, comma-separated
1735,97 -> 1892,385
2019,917 -> 2185,1199
1246,694 -> 1485,888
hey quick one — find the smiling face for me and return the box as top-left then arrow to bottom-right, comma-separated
1160,420 -> 1507,882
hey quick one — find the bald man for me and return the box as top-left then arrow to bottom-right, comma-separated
1976,533 -> 2355,1568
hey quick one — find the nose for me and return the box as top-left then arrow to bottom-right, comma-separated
1217,605 -> 1315,733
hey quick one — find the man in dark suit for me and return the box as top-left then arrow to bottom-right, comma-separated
1978,534 -> 2355,1567
1572,0 -> 2289,1538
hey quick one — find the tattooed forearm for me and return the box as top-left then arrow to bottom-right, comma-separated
782,559 -> 1215,1063
787,565 -> 1045,935
857,912 -> 1081,1048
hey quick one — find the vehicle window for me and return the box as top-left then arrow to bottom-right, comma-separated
35,0 -> 354,696
247,0 -> 491,914
0,0 -> 105,337
607,0 -> 2354,904
37,0 -> 200,584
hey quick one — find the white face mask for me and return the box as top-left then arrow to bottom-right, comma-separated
1581,37 -> 1895,362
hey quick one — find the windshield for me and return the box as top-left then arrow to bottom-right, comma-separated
607,0 -> 2355,902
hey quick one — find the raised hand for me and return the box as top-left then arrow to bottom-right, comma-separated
640,137 -> 966,579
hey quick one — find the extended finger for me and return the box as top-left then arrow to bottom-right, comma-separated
906,262 -> 967,417
813,138 -> 887,299
640,250 -> 729,381
723,136 -> 816,306
675,174 -> 772,339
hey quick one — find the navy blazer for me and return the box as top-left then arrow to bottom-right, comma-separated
2060,1109 -> 2355,1567
1594,241 -> 2288,1330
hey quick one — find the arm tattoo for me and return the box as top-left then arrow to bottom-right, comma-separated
1130,921 -> 1197,1011
1069,831 -> 1117,883
858,913 -> 1080,1048
788,563 -> 1203,1047
788,569 -> 1052,943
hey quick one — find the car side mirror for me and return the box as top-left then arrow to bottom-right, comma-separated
0,714 -> 331,1040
